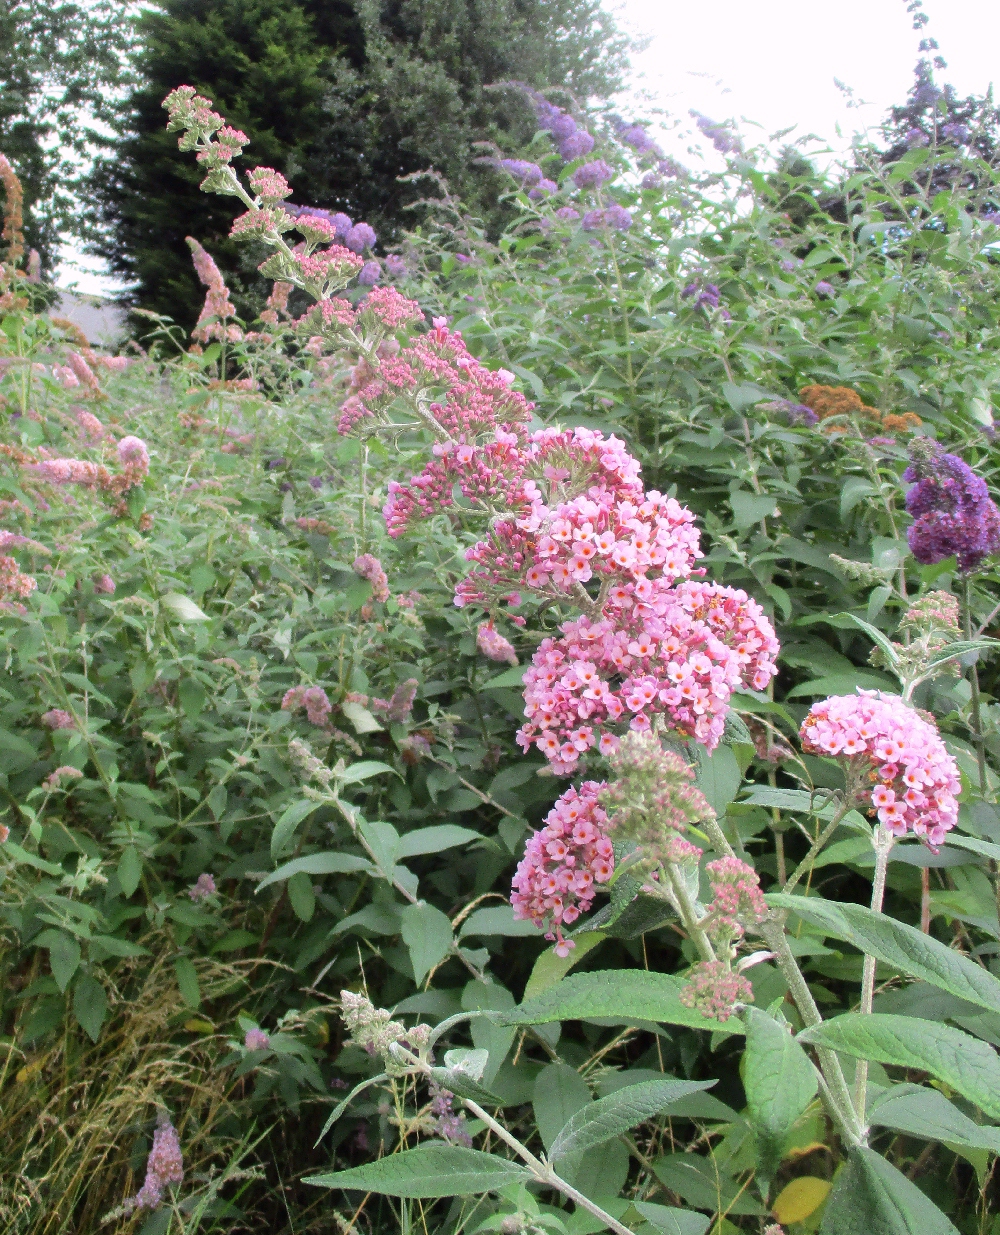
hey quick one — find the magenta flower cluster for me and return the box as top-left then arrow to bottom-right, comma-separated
477,622 -> 518,665
800,691 -> 960,846
281,685 -> 333,727
510,780 -> 614,954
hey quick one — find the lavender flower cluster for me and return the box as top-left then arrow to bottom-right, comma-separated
904,440 -> 1000,573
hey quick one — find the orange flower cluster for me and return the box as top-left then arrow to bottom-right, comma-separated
798,384 -> 921,435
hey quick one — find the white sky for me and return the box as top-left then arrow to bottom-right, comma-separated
615,0 -> 1000,160
58,0 -> 1000,295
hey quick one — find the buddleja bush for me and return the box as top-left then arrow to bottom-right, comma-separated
4,80 -> 1000,1235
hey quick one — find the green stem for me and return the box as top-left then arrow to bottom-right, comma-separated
963,575 -> 989,796
853,825 -> 894,1121
663,862 -> 716,963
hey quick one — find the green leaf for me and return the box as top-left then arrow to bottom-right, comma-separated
798,1014 -> 1000,1120
271,799 -> 318,858
839,613 -> 901,668
523,932 -> 606,998
73,974 -> 108,1041
729,488 -> 778,531
88,934 -> 149,959
161,592 -> 209,622
400,902 -> 454,985
35,929 -> 81,993
549,1078 -> 716,1160
287,870 -> 316,922
359,819 -> 400,873
341,699 -> 382,734
743,1007 -> 818,1181
786,670 -> 895,698
533,1062 -> 591,1153
338,760 -> 400,786
739,786 -> 832,814
117,845 -> 141,898
397,825 -> 479,859
819,1145 -> 959,1234
841,477 -> 877,519
481,666 -> 527,689
769,894 -> 1000,1015
869,1083 -> 1000,1155
174,957 -> 201,1008
694,743 -> 741,817
495,971 -> 740,1035
428,1064 -> 505,1107
459,905 -> 543,938
256,852 -> 372,891
631,1202 -> 710,1235
315,1074 -> 389,1143
305,1144 -> 531,1197
463,981 -> 516,1085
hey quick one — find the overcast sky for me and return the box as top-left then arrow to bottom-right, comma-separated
59,0 -> 1000,294
615,0 -> 1000,161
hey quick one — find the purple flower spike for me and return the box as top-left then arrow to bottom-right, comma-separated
903,440 -> 1000,573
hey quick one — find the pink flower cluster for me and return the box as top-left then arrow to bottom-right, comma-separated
510,781 -> 614,954
477,622 -> 518,665
245,1026 -> 271,1051
517,578 -> 779,772
800,691 -> 960,846
703,856 -> 767,942
188,873 -> 217,902
353,553 -> 390,603
281,685 -> 333,727
678,960 -> 753,1023
41,708 -> 75,730
188,237 -> 242,343
0,555 -> 36,605
128,1113 -> 184,1211
345,318 -> 532,440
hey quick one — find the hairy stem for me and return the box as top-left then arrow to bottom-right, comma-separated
757,917 -> 865,1145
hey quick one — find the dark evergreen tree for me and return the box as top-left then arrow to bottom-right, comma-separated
0,0 -> 132,271
89,0 -> 629,327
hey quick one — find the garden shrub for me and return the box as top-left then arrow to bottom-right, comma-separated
3,76 -> 1000,1235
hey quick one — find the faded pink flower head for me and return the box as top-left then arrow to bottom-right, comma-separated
41,708 -> 75,731
678,960 -> 752,1022
353,553 -> 390,603
188,872 -> 216,902
244,1027 -> 270,1051
43,765 -> 84,790
281,684 -> 333,727
118,436 -> 150,471
477,622 -> 519,666
130,1112 -> 184,1211
93,573 -> 115,594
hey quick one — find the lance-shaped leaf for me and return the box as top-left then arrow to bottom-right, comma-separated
493,970 -> 740,1034
799,1014 -> 1000,1121
743,1007 -> 818,1180
631,1202 -> 711,1235
819,1145 -> 959,1234
315,1073 -> 389,1144
257,852 -> 372,891
548,1078 -> 716,1160
305,1144 -> 532,1197
768,893 -> 1000,1015
868,1083 -> 1000,1155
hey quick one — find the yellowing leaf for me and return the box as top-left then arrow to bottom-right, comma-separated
16,1059 -> 45,1083
772,1176 -> 831,1224
183,1018 -> 215,1034
786,1140 -> 831,1160
161,592 -> 209,622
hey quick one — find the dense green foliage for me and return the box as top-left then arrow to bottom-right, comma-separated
7,66 -> 1000,1235
90,0 -> 629,328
